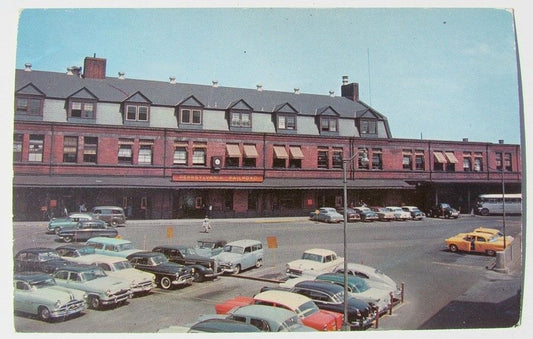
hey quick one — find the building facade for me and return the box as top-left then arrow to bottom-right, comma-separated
13,57 -> 522,221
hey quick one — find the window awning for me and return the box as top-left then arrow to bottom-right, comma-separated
445,152 -> 459,164
289,146 -> 305,159
273,146 -> 289,159
226,144 -> 241,158
243,144 -> 258,158
433,151 -> 447,163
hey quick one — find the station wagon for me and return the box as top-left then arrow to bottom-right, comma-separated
214,239 -> 264,274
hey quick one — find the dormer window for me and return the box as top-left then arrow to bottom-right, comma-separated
278,115 -> 296,130
360,119 -> 377,134
228,100 -> 253,131
320,117 -> 338,132
180,108 -> 202,125
123,91 -> 151,126
231,112 -> 251,128
126,104 -> 149,121
70,101 -> 95,119
177,95 -> 204,129
16,96 -> 43,116
274,103 -> 298,134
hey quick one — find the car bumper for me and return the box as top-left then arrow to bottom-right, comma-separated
100,290 -> 133,305
172,275 -> 194,285
131,281 -> 157,293
50,300 -> 86,318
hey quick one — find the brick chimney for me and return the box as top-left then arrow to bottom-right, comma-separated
341,75 -> 359,101
83,56 -> 107,79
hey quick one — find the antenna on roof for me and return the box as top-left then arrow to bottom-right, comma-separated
94,53 -> 96,58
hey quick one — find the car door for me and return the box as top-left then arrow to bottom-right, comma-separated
14,280 -> 33,314
242,246 -> 253,269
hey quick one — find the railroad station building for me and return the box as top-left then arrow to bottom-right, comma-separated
12,56 -> 522,221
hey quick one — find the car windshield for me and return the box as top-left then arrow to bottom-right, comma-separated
151,254 -> 168,265
38,251 -> 61,261
296,301 -> 319,317
224,245 -> 243,254
487,236 -> 501,243
117,243 -> 135,251
112,261 -> 132,270
441,204 -> 451,208
352,279 -> 370,293
279,315 -> 303,332
184,248 -> 197,255
77,247 -> 96,255
301,253 -> 323,262
197,241 -> 214,249
331,290 -> 344,303
81,269 -> 107,281
31,277 -> 57,288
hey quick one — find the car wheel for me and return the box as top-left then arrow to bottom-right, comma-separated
486,249 -> 496,256
160,276 -> 172,289
63,235 -> 73,243
89,295 -> 101,309
54,228 -> 60,235
480,208 -> 489,216
449,244 -> 459,253
38,306 -> 51,321
255,259 -> 263,268
233,265 -> 241,274
193,271 -> 203,282
111,220 -> 118,227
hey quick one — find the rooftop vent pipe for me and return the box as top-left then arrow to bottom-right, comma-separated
294,88 -> 300,94
212,80 -> 218,88
257,84 -> 263,92
169,76 -> 176,84
24,63 -> 32,72
118,72 -> 125,80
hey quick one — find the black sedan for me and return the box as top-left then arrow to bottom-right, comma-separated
127,252 -> 194,290
14,248 -> 71,273
291,280 -> 376,330
57,220 -> 118,243
152,245 -> 222,282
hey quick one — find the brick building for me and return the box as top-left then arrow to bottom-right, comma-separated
13,56 -> 521,221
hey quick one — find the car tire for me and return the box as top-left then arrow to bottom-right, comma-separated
255,259 -> 263,268
480,208 -> 490,216
54,228 -> 61,235
449,244 -> 458,253
38,306 -> 51,321
233,265 -> 241,274
193,271 -> 203,282
486,249 -> 496,256
89,295 -> 101,309
160,276 -> 172,290
111,220 -> 118,227
63,235 -> 73,243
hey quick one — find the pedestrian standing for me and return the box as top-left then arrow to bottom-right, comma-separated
202,217 -> 212,233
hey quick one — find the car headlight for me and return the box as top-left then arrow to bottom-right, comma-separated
106,289 -> 112,296
55,300 -> 62,308
130,280 -> 137,288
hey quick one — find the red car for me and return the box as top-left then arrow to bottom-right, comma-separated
215,290 -> 342,331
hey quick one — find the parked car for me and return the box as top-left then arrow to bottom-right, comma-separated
401,206 -> 426,220
85,237 -> 145,258
386,206 -> 412,221
336,207 -> 361,222
159,318 -> 261,333
215,289 -> 342,331
288,280 -> 376,329
473,227 -> 504,237
286,248 -> 343,278
370,207 -> 396,221
195,239 -> 227,257
72,254 -> 156,295
127,251 -> 194,290
309,207 -> 343,223
445,232 -> 514,256
152,245 -> 222,281
47,213 -> 97,234
91,206 -> 126,226
55,244 -> 99,263
14,247 -> 70,273
225,305 -> 316,332
52,264 -> 132,309
428,203 -> 459,218
14,272 -> 87,321
315,273 -> 393,313
353,207 -> 379,222
213,239 -> 264,274
57,220 -> 118,243
333,262 -> 399,293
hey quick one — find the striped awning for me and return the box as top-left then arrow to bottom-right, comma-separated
445,152 -> 459,164
226,144 -> 241,158
433,152 -> 447,163
273,145 -> 289,159
243,144 -> 258,158
289,146 -> 305,159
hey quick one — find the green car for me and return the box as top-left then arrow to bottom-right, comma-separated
47,213 -> 97,234
14,272 -> 87,321
53,265 -> 133,309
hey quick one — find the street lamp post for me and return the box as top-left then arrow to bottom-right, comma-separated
341,149 -> 368,331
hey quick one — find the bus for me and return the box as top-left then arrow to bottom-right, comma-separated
475,193 -> 522,216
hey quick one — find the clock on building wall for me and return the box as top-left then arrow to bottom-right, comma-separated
212,156 -> 222,170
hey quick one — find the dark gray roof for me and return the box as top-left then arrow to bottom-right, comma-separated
15,69 -> 387,120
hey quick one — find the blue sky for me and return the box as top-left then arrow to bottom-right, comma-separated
14,7 -> 521,144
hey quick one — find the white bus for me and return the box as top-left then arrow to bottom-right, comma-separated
476,193 -> 522,216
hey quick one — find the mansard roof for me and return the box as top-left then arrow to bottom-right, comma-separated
14,69 -> 385,120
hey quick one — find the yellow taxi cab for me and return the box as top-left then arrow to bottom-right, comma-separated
445,232 -> 513,256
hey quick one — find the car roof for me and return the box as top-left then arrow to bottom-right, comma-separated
253,290 -> 311,308
226,239 -> 262,247
86,237 -> 132,245
55,264 -> 104,272
294,280 -> 345,293
127,251 -> 164,259
67,213 -> 94,218
14,272 -> 54,282
302,248 -> 336,256
153,245 -> 188,251
232,304 -> 297,322
317,272 -> 367,286
75,254 -> 129,264
190,318 -> 261,333
16,247 -> 58,254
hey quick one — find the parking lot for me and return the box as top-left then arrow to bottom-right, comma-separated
12,214 -> 523,333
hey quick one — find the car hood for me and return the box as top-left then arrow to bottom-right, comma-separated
107,268 -> 155,282
83,276 -> 131,293
287,259 -> 325,271
214,252 -> 242,263
32,285 -> 86,302
150,262 -> 191,275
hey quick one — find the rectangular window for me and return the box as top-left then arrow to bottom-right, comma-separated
173,147 -> 188,165
495,152 -> 503,171
225,144 -> 241,167
126,105 -> 149,121
28,134 -> 44,162
504,153 -> 512,171
317,149 -> 329,169
463,152 -> 472,171
277,115 -> 296,130
118,139 -> 133,164
70,101 -> 95,119
13,134 -> 23,162
231,112 -> 251,128
273,145 -> 288,168
358,148 -> 369,169
415,151 -> 425,170
192,148 -> 206,166
289,146 -> 304,169
138,145 -> 153,165
360,119 -> 376,134
372,148 -> 383,170
332,149 -> 343,169
474,153 -> 483,171
433,151 -> 446,171
63,136 -> 78,163
320,117 -> 338,132
243,144 -> 257,167
83,137 -> 98,163
16,97 -> 42,115
180,109 -> 202,125
402,149 -> 412,170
